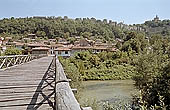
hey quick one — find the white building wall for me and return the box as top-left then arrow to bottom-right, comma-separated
56,50 -> 71,57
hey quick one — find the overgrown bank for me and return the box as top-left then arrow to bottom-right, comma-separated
59,32 -> 170,109
59,50 -> 135,81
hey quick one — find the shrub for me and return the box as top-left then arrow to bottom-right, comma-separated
4,47 -> 22,55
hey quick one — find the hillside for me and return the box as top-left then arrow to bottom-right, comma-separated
0,16 -> 144,43
141,15 -> 170,36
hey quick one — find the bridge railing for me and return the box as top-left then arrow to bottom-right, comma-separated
0,54 -> 47,69
55,56 -> 82,110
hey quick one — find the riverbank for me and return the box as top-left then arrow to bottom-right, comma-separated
59,51 -> 136,81
80,80 -> 138,110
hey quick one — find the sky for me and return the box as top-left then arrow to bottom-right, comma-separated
0,0 -> 170,24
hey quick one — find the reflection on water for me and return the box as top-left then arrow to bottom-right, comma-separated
80,80 -> 138,108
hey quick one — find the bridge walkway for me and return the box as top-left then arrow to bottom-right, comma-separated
0,56 -> 54,110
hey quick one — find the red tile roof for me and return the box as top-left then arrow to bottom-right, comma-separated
93,46 -> 107,50
50,44 -> 64,47
28,43 -> 48,47
55,47 -> 71,51
32,47 -> 50,50
13,42 -> 24,46
72,46 -> 93,50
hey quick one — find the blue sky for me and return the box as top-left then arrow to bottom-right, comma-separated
0,0 -> 170,24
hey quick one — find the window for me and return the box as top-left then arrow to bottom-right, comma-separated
65,51 -> 68,54
58,51 -> 61,55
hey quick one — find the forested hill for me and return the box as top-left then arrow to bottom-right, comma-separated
141,18 -> 170,36
0,16 -> 143,42
1,16 -> 170,42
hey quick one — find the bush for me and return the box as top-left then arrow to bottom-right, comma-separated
4,47 -> 22,55
60,51 -> 136,81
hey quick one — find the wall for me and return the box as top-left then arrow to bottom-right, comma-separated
55,50 -> 71,57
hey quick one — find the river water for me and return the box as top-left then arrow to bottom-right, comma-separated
80,80 -> 138,109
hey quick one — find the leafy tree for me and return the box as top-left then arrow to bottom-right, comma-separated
36,31 -> 46,37
4,47 -> 22,55
0,16 -> 135,43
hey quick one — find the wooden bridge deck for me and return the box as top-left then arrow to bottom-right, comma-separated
0,56 -> 54,110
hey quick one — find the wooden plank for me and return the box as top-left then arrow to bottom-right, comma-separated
0,56 -> 54,110
0,95 -> 55,101
0,102 -> 54,109
0,90 -> 54,97
1,103 -> 53,110
0,81 -> 54,87
0,95 -> 54,106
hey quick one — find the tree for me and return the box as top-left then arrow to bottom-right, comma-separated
36,31 -> 46,37
133,53 -> 157,89
0,16 -> 132,43
63,32 -> 70,39
4,47 -> 22,55
133,61 -> 170,109
80,32 -> 92,39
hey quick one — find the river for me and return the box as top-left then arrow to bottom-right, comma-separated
79,80 -> 138,109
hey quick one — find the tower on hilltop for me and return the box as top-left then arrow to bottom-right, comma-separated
153,15 -> 160,22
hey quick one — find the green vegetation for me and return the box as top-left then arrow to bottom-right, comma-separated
103,100 -> 132,110
138,19 -> 170,36
0,16 -> 132,42
59,31 -> 170,109
131,35 -> 170,109
2,16 -> 170,109
4,47 -> 22,55
1,16 -> 170,41
81,98 -> 100,110
59,31 -> 150,81
60,50 -> 135,80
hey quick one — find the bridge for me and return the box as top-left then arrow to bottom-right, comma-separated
0,55 -> 91,110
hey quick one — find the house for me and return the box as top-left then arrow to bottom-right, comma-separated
55,45 -> 118,57
1,46 -> 7,53
32,47 -> 50,55
27,34 -> 37,39
94,42 -> 116,48
54,37 -> 118,57
23,38 -> 31,43
55,47 -> 71,57
42,40 -> 49,45
57,38 -> 68,45
50,43 -> 65,54
42,39 -> 56,45
75,36 -> 81,40
74,38 -> 93,47
48,39 -> 56,43
95,39 -> 102,43
5,37 -> 12,42
93,46 -> 118,53
13,42 -> 24,50
92,47 -> 108,53
94,43 -> 108,47
27,43 -> 49,49
0,37 -> 9,53
79,39 -> 91,46
109,48 -> 118,52
0,37 -> 6,46
72,46 -> 93,53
